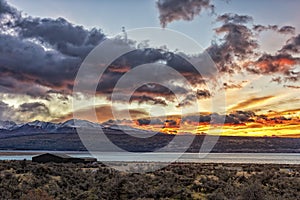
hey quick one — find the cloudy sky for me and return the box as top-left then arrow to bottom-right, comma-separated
0,0 -> 299,137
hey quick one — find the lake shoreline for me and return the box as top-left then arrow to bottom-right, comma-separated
1,151 -> 300,164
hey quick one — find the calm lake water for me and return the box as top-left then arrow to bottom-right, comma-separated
1,150 -> 300,164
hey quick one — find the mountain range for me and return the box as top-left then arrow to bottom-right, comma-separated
0,119 -> 158,138
0,119 -> 102,131
1,119 -> 300,153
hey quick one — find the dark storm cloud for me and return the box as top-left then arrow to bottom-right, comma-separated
95,48 -> 211,105
155,109 -> 298,127
196,89 -> 211,98
208,19 -> 299,82
217,13 -> 253,24
252,25 -> 266,32
272,73 -> 300,84
0,0 -> 19,27
107,90 -> 169,106
0,76 -> 52,99
156,0 -> 214,28
278,26 -> 296,35
109,48 -> 212,77
253,25 -> 295,35
271,77 -> 282,84
136,118 -> 164,126
15,102 -> 53,122
0,0 -> 106,98
182,114 -> 211,123
0,100 -> 14,121
1,0 -> 299,119
0,76 -> 14,88
214,23 -> 258,58
253,25 -> 278,32
0,0 -> 14,14
111,48 -> 165,68
280,34 -> 300,53
228,111 -> 255,122
176,94 -> 195,107
223,82 -> 243,90
0,0 -> 105,53
176,89 -> 211,107
0,33 -> 81,90
113,110 -> 297,128
284,71 -> 300,82
136,83 -> 187,96
46,90 -> 70,101
18,17 -> 105,58
207,18 -> 258,73
206,42 -> 236,73
0,0 -> 215,110
130,95 -> 168,106
18,102 -> 50,114
181,111 -> 256,125
0,99 -> 52,123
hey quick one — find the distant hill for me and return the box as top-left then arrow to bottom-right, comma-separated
0,119 -> 300,153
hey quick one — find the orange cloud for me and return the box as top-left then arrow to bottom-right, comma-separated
229,96 -> 274,111
53,105 -> 149,123
130,110 -> 300,137
246,53 -> 299,75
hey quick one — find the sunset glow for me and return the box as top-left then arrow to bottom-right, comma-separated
0,0 -> 299,138
126,110 -> 300,137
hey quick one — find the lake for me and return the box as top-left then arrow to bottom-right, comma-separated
1,150 -> 300,164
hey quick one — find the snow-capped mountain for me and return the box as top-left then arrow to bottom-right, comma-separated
0,119 -> 106,133
0,120 -> 17,130
0,119 -> 147,135
27,120 -> 59,130
59,119 -> 103,129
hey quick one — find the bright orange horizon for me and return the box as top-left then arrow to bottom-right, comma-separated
57,106 -> 300,138
129,110 -> 300,138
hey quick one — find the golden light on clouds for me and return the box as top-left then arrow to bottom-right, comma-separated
229,95 -> 274,111
133,119 -> 300,137
54,104 -> 149,123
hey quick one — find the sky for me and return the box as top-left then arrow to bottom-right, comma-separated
0,0 -> 300,137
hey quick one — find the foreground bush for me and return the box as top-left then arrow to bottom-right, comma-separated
0,161 -> 299,199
